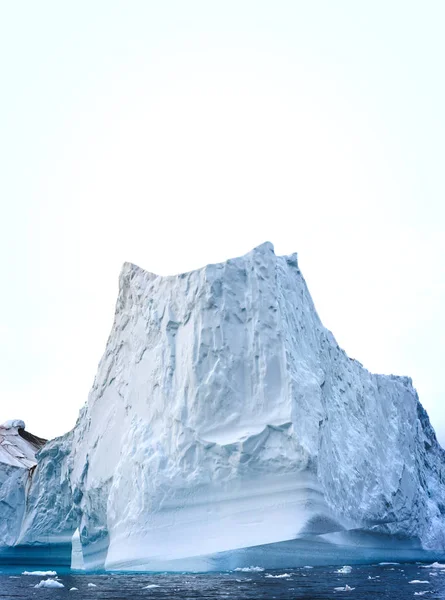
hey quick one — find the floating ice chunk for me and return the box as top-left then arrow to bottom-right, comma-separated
87,582 -> 97,587
414,592 -> 430,596
367,575 -> 379,580
337,566 -> 352,574
234,566 -> 264,572
69,588 -> 78,591
265,573 -> 292,578
143,584 -> 160,588
303,566 -> 314,569
421,562 -> 445,569
23,570 -> 57,576
34,579 -> 64,588
409,580 -> 430,584
379,562 -> 400,565
334,584 -> 355,591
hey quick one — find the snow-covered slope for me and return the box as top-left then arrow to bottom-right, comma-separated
5,243 -> 445,569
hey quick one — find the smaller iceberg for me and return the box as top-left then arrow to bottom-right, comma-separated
334,584 -> 355,591
34,579 -> 64,588
23,570 -> 57,576
336,566 -> 352,573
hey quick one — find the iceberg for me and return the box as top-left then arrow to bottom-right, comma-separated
334,584 -> 355,591
22,570 -> 57,576
1,243 -> 445,570
34,579 -> 64,588
336,566 -> 353,573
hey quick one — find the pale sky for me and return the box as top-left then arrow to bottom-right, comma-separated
1,1 -> 444,444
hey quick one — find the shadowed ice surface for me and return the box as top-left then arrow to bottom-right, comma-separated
2,563 -> 445,599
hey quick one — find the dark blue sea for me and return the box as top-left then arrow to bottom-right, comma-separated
1,563 -> 444,599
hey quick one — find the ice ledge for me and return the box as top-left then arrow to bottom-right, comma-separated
1,419 -> 26,430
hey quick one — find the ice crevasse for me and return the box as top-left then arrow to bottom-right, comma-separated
3,242 -> 445,571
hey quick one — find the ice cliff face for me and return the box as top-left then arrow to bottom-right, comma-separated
0,421 -> 46,549
4,243 -> 445,570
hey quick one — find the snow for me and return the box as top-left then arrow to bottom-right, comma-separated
2,243 -> 445,570
23,570 -> 57,576
34,579 -> 64,588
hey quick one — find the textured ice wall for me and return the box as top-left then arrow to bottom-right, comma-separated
0,422 -> 46,550
17,431 -> 77,548
9,243 -> 445,569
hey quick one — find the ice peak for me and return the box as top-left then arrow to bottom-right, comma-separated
119,242 -> 277,284
251,241 -> 275,255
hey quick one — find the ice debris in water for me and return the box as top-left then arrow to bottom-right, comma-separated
334,584 -> 355,591
336,566 -> 352,573
265,573 -> 292,578
303,566 -> 314,569
23,570 -> 57,576
409,580 -> 430,584
421,562 -> 445,569
379,562 -> 400,565
69,588 -> 78,592
87,582 -> 97,587
414,592 -> 430,596
34,579 -> 64,588
143,584 -> 161,588
234,566 -> 264,572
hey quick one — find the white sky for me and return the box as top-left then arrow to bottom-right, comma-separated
0,1 -> 444,443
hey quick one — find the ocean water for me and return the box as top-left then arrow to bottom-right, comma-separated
1,563 -> 444,599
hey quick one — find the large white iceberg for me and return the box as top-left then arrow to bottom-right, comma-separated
3,243 -> 445,570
